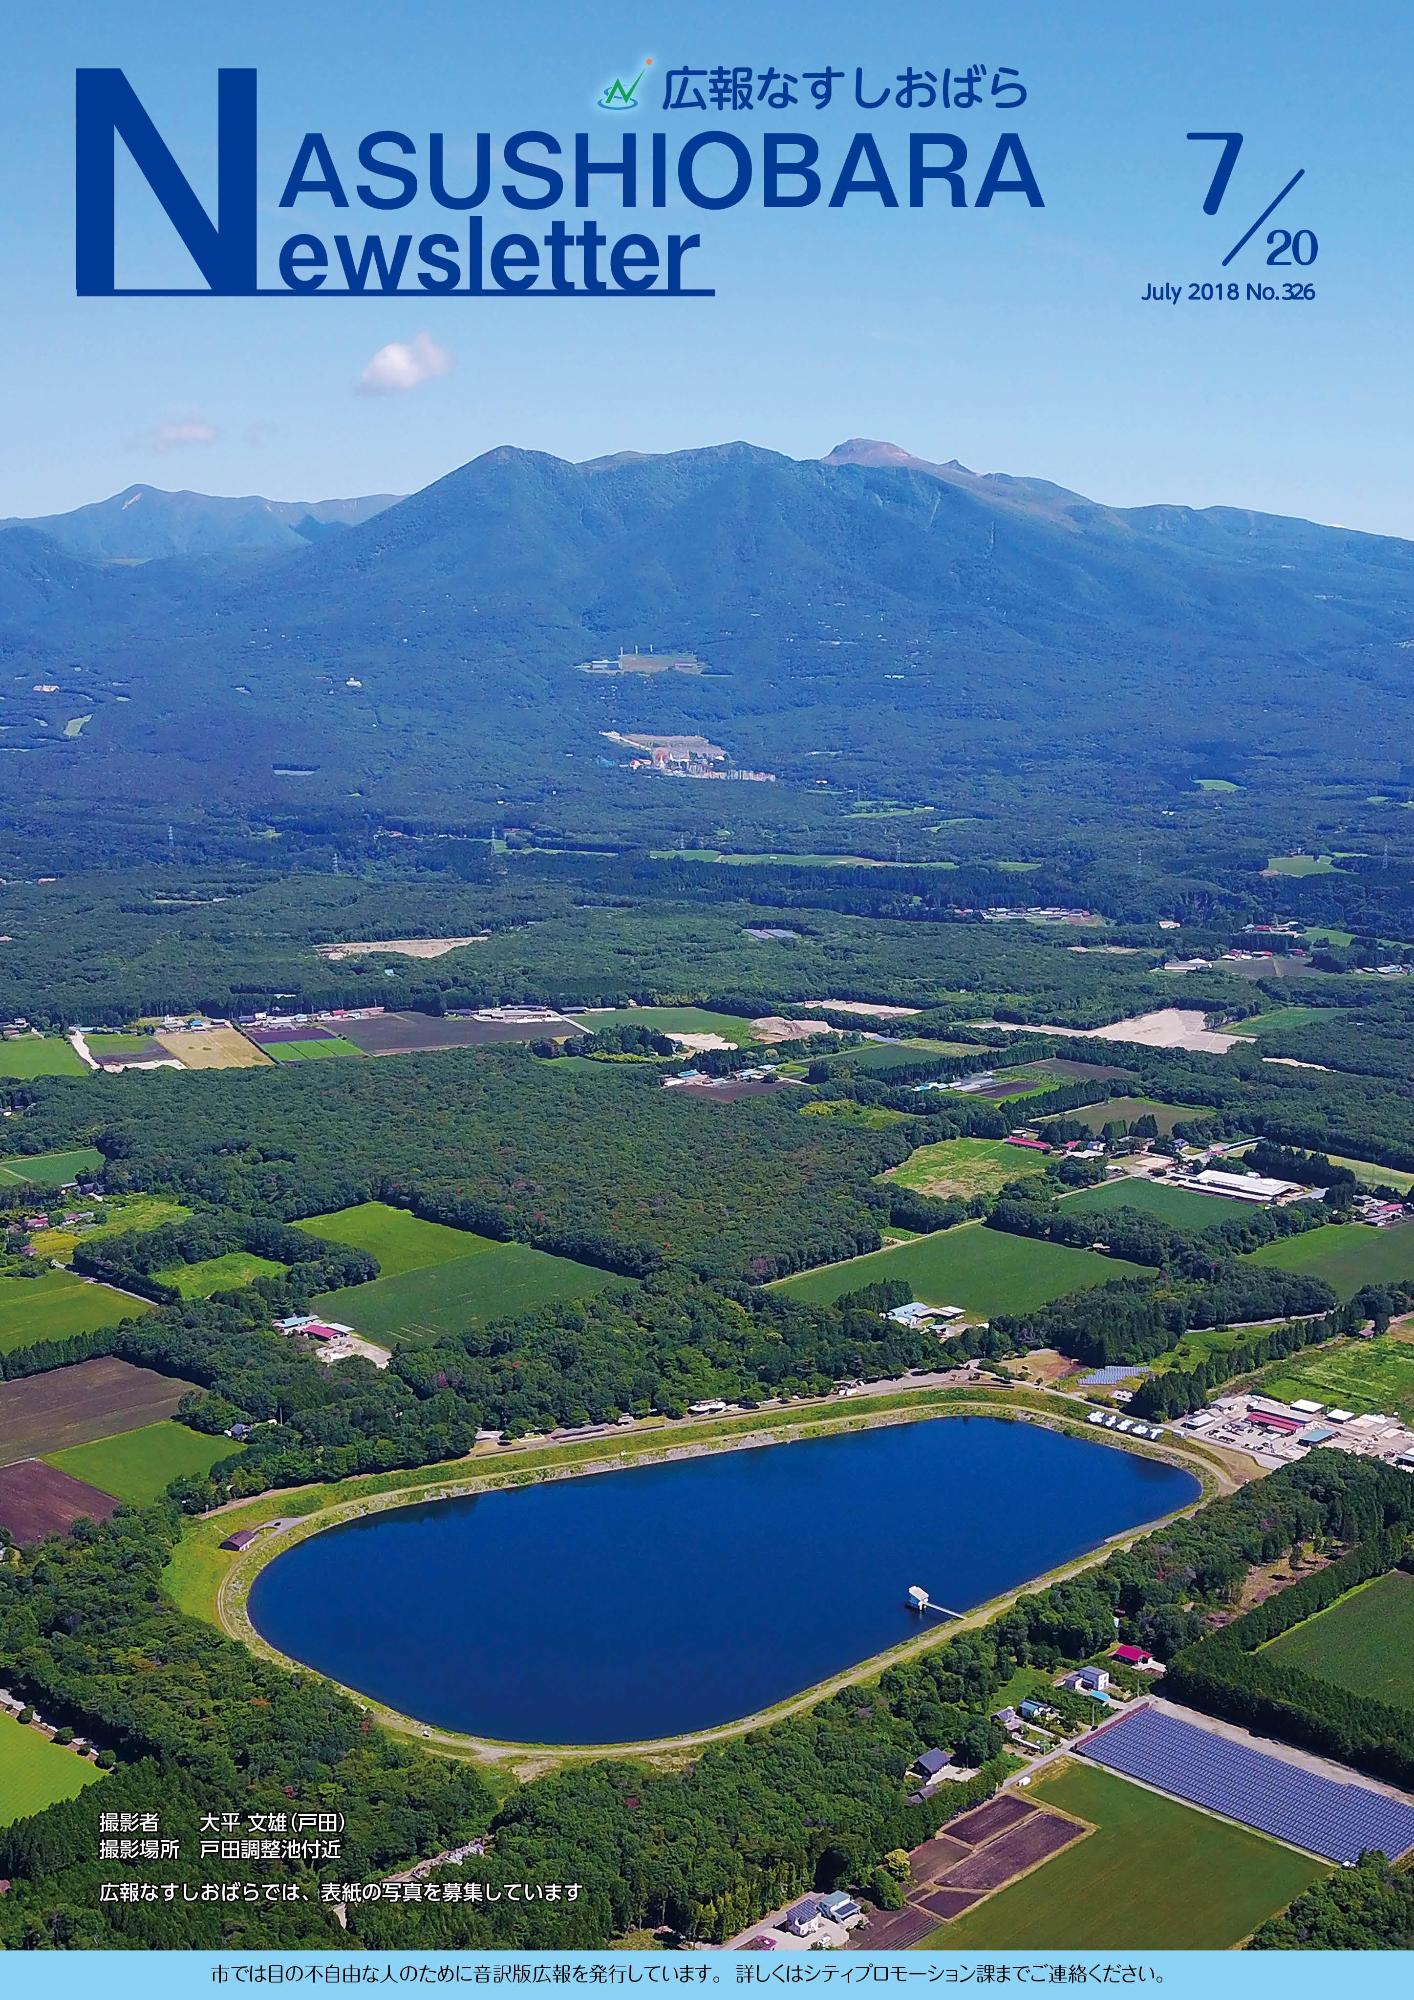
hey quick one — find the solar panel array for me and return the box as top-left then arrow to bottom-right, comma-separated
1081,1364 -> 1153,1388
1083,1705 -> 1414,1865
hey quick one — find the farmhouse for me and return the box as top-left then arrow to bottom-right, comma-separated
1060,1666 -> 1109,1697
1112,1644 -> 1155,1668
911,1747 -> 952,1782
276,1315 -> 355,1343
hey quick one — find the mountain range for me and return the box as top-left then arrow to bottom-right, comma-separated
0,441 -> 1410,839
1,484 -> 400,562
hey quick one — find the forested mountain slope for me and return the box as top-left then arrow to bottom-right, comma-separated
2,442 -> 1409,832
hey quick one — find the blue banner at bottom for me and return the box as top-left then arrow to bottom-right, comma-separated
1,1953 -> 1410,1998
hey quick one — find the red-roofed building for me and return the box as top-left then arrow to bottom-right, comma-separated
1112,1644 -> 1154,1666
1247,1409 -> 1304,1434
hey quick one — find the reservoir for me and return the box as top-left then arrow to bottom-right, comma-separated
247,1417 -> 1198,1744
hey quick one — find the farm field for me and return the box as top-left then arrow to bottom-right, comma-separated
576,1005 -> 763,1047
813,1038 -> 981,1073
774,1220 -> 1143,1317
940,1067 -> 1059,1103
886,1136 -> 1050,1199
1227,1006 -> 1337,1039
155,1024 -> 272,1069
0,1146 -> 105,1188
263,1035 -> 364,1062
1243,1221 -> 1414,1300
299,1199 -> 621,1342
85,1031 -> 166,1058
1264,854 -> 1350,877
44,1419 -> 244,1505
935,1761 -> 1325,1950
0,1459 -> 120,1542
1039,1096 -> 1202,1136
0,1711 -> 104,1827
311,1240 -> 619,1343
1023,1057 -> 1136,1083
0,1268 -> 148,1357
1263,1568 -> 1414,1707
295,1201 -> 488,1278
1324,1153 -> 1414,1193
1064,1177 -> 1238,1232
797,1099 -> 909,1129
0,1035 -> 87,1079
30,1192 -> 190,1262
337,1010 -> 581,1055
1254,1332 -> 1414,1426
0,1357 -> 196,1465
155,1250 -> 285,1299
646,849 -> 951,869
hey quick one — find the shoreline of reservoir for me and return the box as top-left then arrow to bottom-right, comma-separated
193,1388 -> 1227,1768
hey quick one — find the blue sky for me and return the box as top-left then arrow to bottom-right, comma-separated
5,0 -> 1411,532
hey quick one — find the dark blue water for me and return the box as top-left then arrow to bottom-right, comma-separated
248,1418 -> 1197,1743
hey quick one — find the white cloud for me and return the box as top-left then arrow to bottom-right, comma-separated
356,332 -> 452,395
153,418 -> 219,453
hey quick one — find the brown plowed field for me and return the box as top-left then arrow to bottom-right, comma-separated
0,1357 -> 195,1465
0,1460 -> 120,1542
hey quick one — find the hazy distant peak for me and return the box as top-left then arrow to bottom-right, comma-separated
4,484 -> 402,561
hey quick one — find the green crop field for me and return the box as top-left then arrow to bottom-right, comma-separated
578,1005 -> 762,1045
935,1762 -> 1325,1950
263,1036 -> 364,1062
1243,1222 -> 1414,1300
887,1136 -> 1050,1199
299,1199 -> 620,1342
45,1420 -> 244,1505
0,1146 -> 105,1188
1040,1096 -> 1201,1136
0,1711 -> 104,1828
296,1201 -> 492,1277
1263,1569 -> 1414,1706
0,1035 -> 87,1080
774,1220 -> 1143,1317
1228,1007 -> 1336,1039
1264,853 -> 1349,877
1254,1332 -> 1414,1425
311,1240 -> 620,1343
815,1038 -> 980,1073
31,1193 -> 190,1263
1064,1177 -> 1236,1232
1324,1154 -> 1414,1193
155,1251 -> 285,1299
0,1268 -> 148,1357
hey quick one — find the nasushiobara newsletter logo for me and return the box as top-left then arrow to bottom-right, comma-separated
74,66 -> 1044,298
